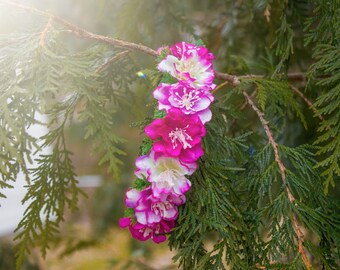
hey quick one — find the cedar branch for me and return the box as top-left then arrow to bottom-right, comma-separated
95,50 -> 130,73
1,0 -> 158,57
39,16 -> 52,47
2,0 -> 309,85
211,80 -> 229,94
243,91 -> 312,270
289,84 -> 325,122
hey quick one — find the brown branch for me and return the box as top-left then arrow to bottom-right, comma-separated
1,0 -> 158,57
242,91 -> 312,270
2,0 -> 314,86
214,72 -> 309,85
289,84 -> 325,122
229,90 -> 256,131
287,72 -> 306,82
214,71 -> 242,85
211,80 -> 229,94
39,16 -> 52,47
95,50 -> 130,73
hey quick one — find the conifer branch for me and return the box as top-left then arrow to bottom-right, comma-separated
211,80 -> 229,94
1,0 -> 311,86
0,0 -> 158,57
214,72 -> 242,85
214,72 -> 310,85
289,84 -> 325,122
95,50 -> 130,73
39,16 -> 52,48
242,91 -> 312,270
229,90 -> 256,130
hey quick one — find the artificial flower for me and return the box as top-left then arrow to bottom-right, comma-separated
157,42 -> 215,88
153,80 -> 214,124
125,187 -> 185,225
119,217 -> 174,243
135,151 -> 196,197
145,108 -> 206,163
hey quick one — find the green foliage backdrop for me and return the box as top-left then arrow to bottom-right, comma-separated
0,0 -> 339,269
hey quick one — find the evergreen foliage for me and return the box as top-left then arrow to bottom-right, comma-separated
0,0 -> 339,269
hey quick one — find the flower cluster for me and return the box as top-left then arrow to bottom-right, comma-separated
119,42 -> 215,243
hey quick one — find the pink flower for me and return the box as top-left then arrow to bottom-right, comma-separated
119,217 -> 174,243
153,81 -> 214,124
145,108 -> 206,163
135,151 -> 196,197
125,187 -> 185,225
157,42 -> 215,88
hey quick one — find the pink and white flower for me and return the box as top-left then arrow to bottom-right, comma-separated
135,151 -> 196,197
119,217 -> 174,243
120,42 -> 216,243
145,108 -> 206,163
125,187 -> 185,225
157,42 -> 215,88
153,81 -> 214,124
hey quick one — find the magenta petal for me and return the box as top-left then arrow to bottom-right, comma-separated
135,154 -> 153,175
197,108 -> 212,124
152,234 -> 167,243
180,160 -> 198,175
180,143 -> 204,163
148,212 -> 163,224
125,189 -> 142,208
130,224 -> 151,241
153,84 -> 171,104
145,119 -> 163,139
119,217 -> 131,228
135,211 -> 147,225
192,96 -> 212,111
179,180 -> 191,194
162,208 -> 178,220
153,141 -> 166,153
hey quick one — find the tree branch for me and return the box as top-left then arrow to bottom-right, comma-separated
95,50 -> 130,73
289,84 -> 325,122
214,72 -> 310,85
1,0 -> 158,57
2,0 -> 312,85
242,91 -> 312,270
39,16 -> 52,47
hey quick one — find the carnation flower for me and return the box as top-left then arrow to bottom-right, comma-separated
135,151 -> 196,197
157,42 -> 215,88
119,217 -> 174,243
145,108 -> 206,163
153,81 -> 214,124
125,187 -> 185,225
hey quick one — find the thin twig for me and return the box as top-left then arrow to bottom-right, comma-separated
243,91 -> 312,270
211,80 -> 229,94
214,71 -> 242,85
289,84 -> 325,122
229,90 -> 256,130
39,16 -> 52,47
95,50 -> 130,73
214,72 -> 309,85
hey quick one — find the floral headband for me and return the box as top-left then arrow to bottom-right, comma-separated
119,42 -> 215,243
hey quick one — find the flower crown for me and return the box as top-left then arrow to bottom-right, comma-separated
119,42 -> 215,243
